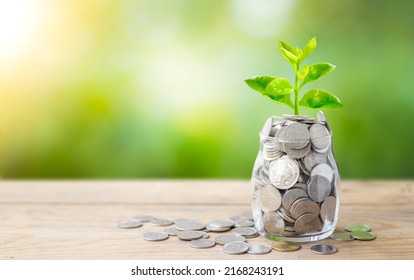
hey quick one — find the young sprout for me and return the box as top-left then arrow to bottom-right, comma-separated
245,37 -> 343,115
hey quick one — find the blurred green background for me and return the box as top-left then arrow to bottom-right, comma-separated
0,0 -> 413,179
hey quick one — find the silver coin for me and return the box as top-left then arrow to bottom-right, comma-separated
269,156 -> 300,190
194,231 -> 209,239
150,218 -> 174,226
310,244 -> 338,255
205,225 -> 232,232
240,211 -> 254,220
283,122 -> 310,149
132,215 -> 155,222
229,216 -> 242,222
309,124 -> 331,152
259,184 -> 282,212
222,241 -> 249,255
234,219 -> 255,228
247,244 -> 272,254
293,182 -> 308,192
286,142 -> 311,159
320,196 -> 336,223
263,211 -> 285,235
276,207 -> 296,224
174,218 -> 205,231
215,234 -> 246,245
207,219 -> 234,228
231,227 -> 258,237
189,239 -> 216,249
143,232 -> 169,241
177,230 -> 203,241
311,163 -> 334,182
294,213 -> 322,234
290,198 -> 320,220
163,227 -> 178,236
304,150 -> 327,171
298,159 -> 311,175
307,175 -> 332,203
118,220 -> 143,229
282,188 -> 308,211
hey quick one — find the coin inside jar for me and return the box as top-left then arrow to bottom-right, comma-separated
307,175 -> 332,203
320,196 -> 336,223
283,122 -> 310,150
269,156 -> 300,190
259,184 -> 282,212
311,163 -> 334,182
294,213 -> 322,234
309,124 -> 331,152
290,198 -> 320,220
282,188 -> 308,211
263,211 -> 285,235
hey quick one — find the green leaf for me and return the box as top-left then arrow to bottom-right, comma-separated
267,94 -> 294,109
244,76 -> 276,94
299,89 -> 343,109
279,41 -> 297,55
301,37 -> 316,61
264,78 -> 294,97
280,47 -> 298,67
302,63 -> 336,85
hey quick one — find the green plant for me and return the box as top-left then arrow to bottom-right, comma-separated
245,37 -> 343,115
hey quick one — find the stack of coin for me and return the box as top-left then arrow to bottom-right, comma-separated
252,112 -> 339,239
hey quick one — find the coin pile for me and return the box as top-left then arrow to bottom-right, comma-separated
330,224 -> 376,241
252,112 -> 339,238
118,212 -> 273,255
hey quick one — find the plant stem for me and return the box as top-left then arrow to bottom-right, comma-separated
294,63 -> 301,115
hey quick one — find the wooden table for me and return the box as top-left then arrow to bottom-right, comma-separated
0,180 -> 413,260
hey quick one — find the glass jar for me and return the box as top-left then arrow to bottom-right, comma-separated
251,112 -> 340,242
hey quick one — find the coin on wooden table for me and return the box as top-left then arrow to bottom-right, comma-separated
229,216 -> 242,222
177,230 -> 204,241
150,218 -> 174,226
309,124 -> 331,153
189,239 -> 216,249
310,244 -> 337,255
215,234 -> 246,245
163,227 -> 178,236
205,225 -> 232,232
307,175 -> 331,203
311,163 -> 334,182
303,150 -> 327,171
350,231 -> 376,241
294,213 -> 322,234
240,211 -> 254,220
330,232 -> 354,241
248,244 -> 272,255
207,219 -> 234,229
282,188 -> 308,211
143,232 -> 169,241
234,219 -> 254,228
118,220 -> 142,229
283,122 -> 310,150
259,185 -> 282,212
223,241 -> 249,255
290,198 -> 320,220
263,211 -> 285,235
269,156 -> 300,190
194,231 -> 209,239
174,218 -> 205,231
132,215 -> 155,222
320,196 -> 336,223
345,224 -> 371,232
231,227 -> 258,238
271,241 -> 301,252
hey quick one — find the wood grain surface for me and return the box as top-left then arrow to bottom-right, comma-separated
0,180 -> 413,260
